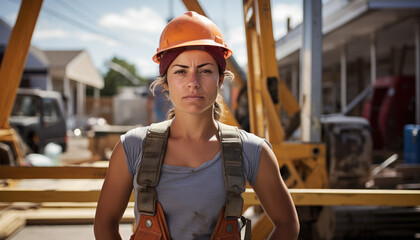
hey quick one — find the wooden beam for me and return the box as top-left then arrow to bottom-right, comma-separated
1,188 -> 420,207
0,0 -> 43,128
0,189 -> 104,203
23,207 -> 134,225
0,166 -> 108,179
244,189 -> 420,207
0,210 -> 26,239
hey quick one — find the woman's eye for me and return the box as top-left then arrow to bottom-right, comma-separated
174,69 -> 186,74
200,69 -> 212,74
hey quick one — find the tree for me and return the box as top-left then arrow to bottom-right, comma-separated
99,56 -> 147,96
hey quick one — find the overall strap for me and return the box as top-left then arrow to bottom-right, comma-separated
137,120 -> 245,219
217,122 -> 245,218
136,120 -> 171,215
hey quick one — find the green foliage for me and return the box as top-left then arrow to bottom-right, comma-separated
100,56 -> 147,96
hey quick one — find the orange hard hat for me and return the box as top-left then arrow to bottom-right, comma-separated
152,11 -> 232,63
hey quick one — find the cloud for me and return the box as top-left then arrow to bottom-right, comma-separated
33,28 -> 118,46
134,33 -> 158,48
99,7 -> 166,34
226,27 -> 247,68
33,29 -> 68,40
135,57 -> 158,78
227,27 -> 245,47
272,3 -> 302,39
232,47 -> 248,69
5,13 -> 17,26
78,31 -> 119,46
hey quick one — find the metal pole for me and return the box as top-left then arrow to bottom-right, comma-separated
341,45 -> 347,113
64,77 -> 72,120
77,82 -> 85,119
370,32 -> 377,85
300,0 -> 323,142
292,64 -> 298,100
415,20 -> 420,125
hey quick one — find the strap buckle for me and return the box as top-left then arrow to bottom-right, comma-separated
137,187 -> 157,216
225,192 -> 244,218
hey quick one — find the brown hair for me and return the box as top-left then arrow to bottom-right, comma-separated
149,70 -> 234,121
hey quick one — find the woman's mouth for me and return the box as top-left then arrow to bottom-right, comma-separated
183,95 -> 204,100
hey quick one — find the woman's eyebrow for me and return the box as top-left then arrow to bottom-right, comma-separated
170,64 -> 188,69
197,63 -> 214,68
170,63 -> 215,69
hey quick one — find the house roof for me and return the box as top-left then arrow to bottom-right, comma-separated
275,0 -> 420,67
43,50 -> 83,68
1,18 -> 103,88
44,50 -> 104,89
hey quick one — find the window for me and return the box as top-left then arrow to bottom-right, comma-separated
42,98 -> 60,124
11,95 -> 41,117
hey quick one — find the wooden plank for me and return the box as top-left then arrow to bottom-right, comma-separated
0,210 -> 26,240
23,207 -> 134,225
0,0 -> 43,128
0,189 -> 105,203
244,189 -> 420,207
1,188 -> 420,207
0,166 -> 108,179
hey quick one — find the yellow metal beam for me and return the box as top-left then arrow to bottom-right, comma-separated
0,0 -> 43,128
243,0 -> 266,137
2,188 -> 420,207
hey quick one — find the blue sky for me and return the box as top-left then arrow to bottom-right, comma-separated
1,0 -> 303,78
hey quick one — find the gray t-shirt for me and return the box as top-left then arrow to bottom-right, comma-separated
121,124 -> 266,240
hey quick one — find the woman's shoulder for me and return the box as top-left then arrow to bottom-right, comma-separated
120,125 -> 150,177
238,129 -> 267,146
121,125 -> 149,143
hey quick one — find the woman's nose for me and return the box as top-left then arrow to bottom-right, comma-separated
187,72 -> 200,88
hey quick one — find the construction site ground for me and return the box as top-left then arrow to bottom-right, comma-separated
0,135 -> 132,239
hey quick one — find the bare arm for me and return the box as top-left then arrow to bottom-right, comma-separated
252,142 -> 300,240
94,141 -> 133,239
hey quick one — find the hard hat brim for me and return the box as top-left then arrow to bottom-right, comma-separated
152,40 -> 233,64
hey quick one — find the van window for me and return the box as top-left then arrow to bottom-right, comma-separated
11,95 -> 41,117
43,98 -> 60,124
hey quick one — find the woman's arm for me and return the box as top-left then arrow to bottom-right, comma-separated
94,141 -> 133,239
252,142 -> 300,240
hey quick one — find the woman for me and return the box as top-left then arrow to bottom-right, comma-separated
94,11 -> 299,240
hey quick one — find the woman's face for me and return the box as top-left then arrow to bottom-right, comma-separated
166,50 -> 223,117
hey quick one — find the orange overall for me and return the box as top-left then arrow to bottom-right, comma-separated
130,121 -> 250,240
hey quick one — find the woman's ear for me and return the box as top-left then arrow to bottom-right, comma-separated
218,74 -> 224,88
163,82 -> 169,91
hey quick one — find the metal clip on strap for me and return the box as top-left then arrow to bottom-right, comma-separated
218,122 -> 245,218
240,216 -> 252,240
136,120 -> 171,215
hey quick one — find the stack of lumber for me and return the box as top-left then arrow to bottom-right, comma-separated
373,164 -> 420,189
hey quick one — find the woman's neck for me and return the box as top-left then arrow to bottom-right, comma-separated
169,112 -> 218,141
